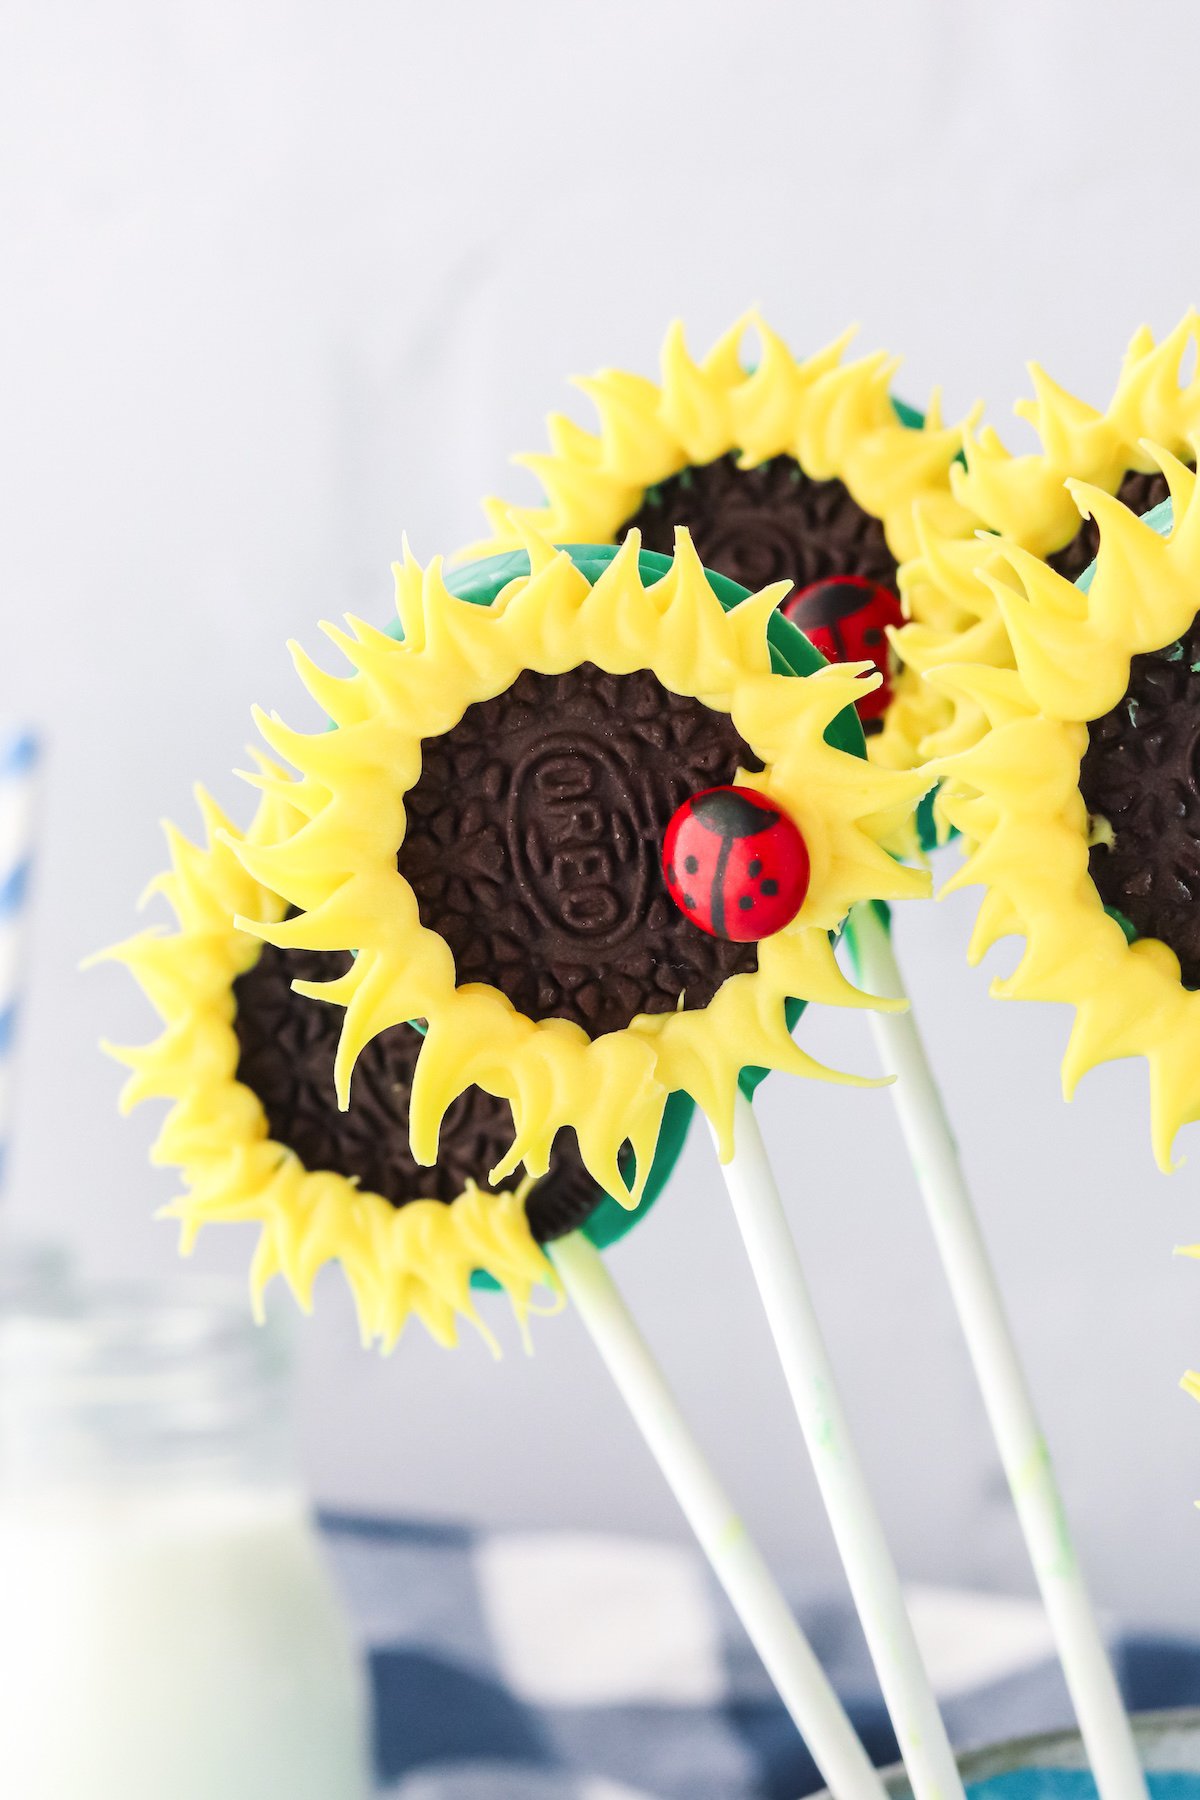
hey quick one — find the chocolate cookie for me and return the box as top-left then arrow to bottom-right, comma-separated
1047,468 -> 1175,583
233,940 -> 607,1239
618,453 -> 899,596
398,664 -> 761,1038
1079,610 -> 1200,988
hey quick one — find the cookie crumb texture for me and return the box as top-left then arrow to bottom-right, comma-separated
621,453 -> 898,595
233,941 -> 605,1239
399,665 -> 761,1038
1080,609 -> 1200,988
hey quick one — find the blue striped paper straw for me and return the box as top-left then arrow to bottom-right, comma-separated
0,729 -> 40,1196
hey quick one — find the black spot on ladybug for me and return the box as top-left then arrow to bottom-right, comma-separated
685,855 -> 699,874
863,628 -> 883,645
761,879 -> 779,897
666,864 -> 676,886
682,893 -> 696,910
748,858 -> 762,878
738,895 -> 753,911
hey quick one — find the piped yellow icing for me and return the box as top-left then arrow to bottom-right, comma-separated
98,775 -> 559,1352
891,314 -> 1200,775
231,526 -> 932,1202
471,313 -> 980,787
931,446 -> 1200,1170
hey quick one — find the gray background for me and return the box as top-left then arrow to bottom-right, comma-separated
4,0 -> 1199,1626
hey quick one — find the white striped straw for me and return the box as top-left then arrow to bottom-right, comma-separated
0,728 -> 40,1198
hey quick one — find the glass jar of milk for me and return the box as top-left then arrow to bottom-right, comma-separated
0,1281 -> 371,1800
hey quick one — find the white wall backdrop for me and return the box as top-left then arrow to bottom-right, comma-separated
4,0 -> 1200,1626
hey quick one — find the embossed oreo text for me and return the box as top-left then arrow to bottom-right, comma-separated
398,664 -> 760,1038
513,740 -> 648,944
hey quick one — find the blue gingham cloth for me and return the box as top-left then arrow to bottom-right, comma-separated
321,1515 -> 1200,1800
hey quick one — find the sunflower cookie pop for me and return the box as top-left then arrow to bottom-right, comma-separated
476,312 -> 975,800
847,327 -> 1200,1800
931,462 -> 1200,1593
831,324 -> 1200,1800
102,768 -> 889,1800
880,327 -> 1200,1800
228,524 -> 975,1800
837,329 -> 1200,1800
480,321 -> 1145,1800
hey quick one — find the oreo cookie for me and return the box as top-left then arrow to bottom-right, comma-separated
619,452 -> 899,596
1080,610 -> 1200,989
233,940 -> 609,1241
398,663 -> 762,1038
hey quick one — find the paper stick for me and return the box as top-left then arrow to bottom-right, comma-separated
550,1229 -> 889,1800
711,1091 -> 966,1800
845,899 -> 1145,1800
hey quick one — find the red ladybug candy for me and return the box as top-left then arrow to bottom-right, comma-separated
663,786 -> 810,943
781,576 -> 904,726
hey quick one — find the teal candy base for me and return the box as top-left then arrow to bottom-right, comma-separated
1076,495 -> 1172,595
891,393 -> 927,433
968,1775 -> 1197,1800
915,786 -> 944,859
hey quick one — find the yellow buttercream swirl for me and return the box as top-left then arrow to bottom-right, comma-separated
99,776 -> 559,1351
231,526 -> 932,1203
931,446 -> 1200,1170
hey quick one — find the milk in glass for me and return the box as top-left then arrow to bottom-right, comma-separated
0,1282 -> 370,1800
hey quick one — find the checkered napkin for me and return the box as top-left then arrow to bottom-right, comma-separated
320,1515 -> 1200,1800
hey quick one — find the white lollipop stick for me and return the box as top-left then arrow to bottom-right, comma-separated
550,1230 -> 888,1800
710,1091 -> 965,1800
845,899 -> 1145,1800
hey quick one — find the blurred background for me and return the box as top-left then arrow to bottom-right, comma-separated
3,0 -> 1198,1637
